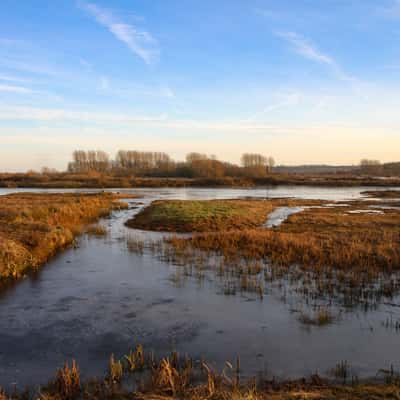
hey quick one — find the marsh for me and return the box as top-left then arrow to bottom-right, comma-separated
0,186 -> 399,391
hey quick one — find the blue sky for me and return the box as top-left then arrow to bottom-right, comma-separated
1,0 -> 400,171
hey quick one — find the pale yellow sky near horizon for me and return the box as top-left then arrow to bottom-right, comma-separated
1,122 -> 398,172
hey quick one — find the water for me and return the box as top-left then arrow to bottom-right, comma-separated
0,186 -> 399,390
265,206 -> 306,227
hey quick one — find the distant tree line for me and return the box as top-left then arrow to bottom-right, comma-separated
358,159 -> 400,175
62,152 -> 400,178
67,150 -> 276,178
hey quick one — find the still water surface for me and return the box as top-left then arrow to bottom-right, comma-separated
0,186 -> 399,389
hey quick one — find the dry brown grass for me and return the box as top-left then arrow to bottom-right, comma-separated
362,190 -> 400,198
129,199 -> 400,304
53,360 -> 80,400
298,307 -> 335,326
166,201 -> 400,274
0,193 -> 127,284
2,171 -> 400,189
9,349 -> 400,400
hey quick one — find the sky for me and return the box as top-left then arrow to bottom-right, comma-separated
1,0 -> 400,171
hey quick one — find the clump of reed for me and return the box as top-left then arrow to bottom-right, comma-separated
151,356 -> 193,396
382,315 -> 400,332
331,360 -> 351,383
86,224 -> 107,237
126,236 -> 145,255
377,365 -> 400,384
109,354 -> 123,383
47,360 -> 80,400
124,344 -> 145,372
298,307 -> 334,326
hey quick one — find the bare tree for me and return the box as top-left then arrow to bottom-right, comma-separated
186,153 -> 208,163
267,157 -> 275,172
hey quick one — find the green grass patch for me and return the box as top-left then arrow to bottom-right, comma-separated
126,199 -> 276,232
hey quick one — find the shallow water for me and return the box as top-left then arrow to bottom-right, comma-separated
0,186 -> 400,390
264,206 -> 306,227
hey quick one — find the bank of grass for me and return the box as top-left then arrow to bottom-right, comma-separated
126,198 -> 400,304
362,190 -> 400,198
162,200 -> 400,272
2,172 -> 400,189
127,198 -> 400,275
0,193 -> 128,284
126,199 -> 274,232
126,199 -> 322,232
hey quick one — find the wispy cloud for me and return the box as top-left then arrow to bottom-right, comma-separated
95,80 -> 175,99
79,58 -> 92,71
0,106 -> 167,123
0,105 -> 386,137
247,92 -> 302,121
276,31 -> 333,65
276,31 -> 355,82
0,58 -> 59,76
0,74 -> 33,83
0,84 -> 33,94
81,2 -> 159,64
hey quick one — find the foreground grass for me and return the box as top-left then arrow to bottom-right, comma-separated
0,193 -> 127,284
2,348 -> 400,400
7,382 -> 400,400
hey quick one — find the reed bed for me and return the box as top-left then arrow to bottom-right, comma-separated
0,193 -> 127,284
126,198 -> 400,307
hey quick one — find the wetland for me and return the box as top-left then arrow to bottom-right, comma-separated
1,186 -> 400,397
